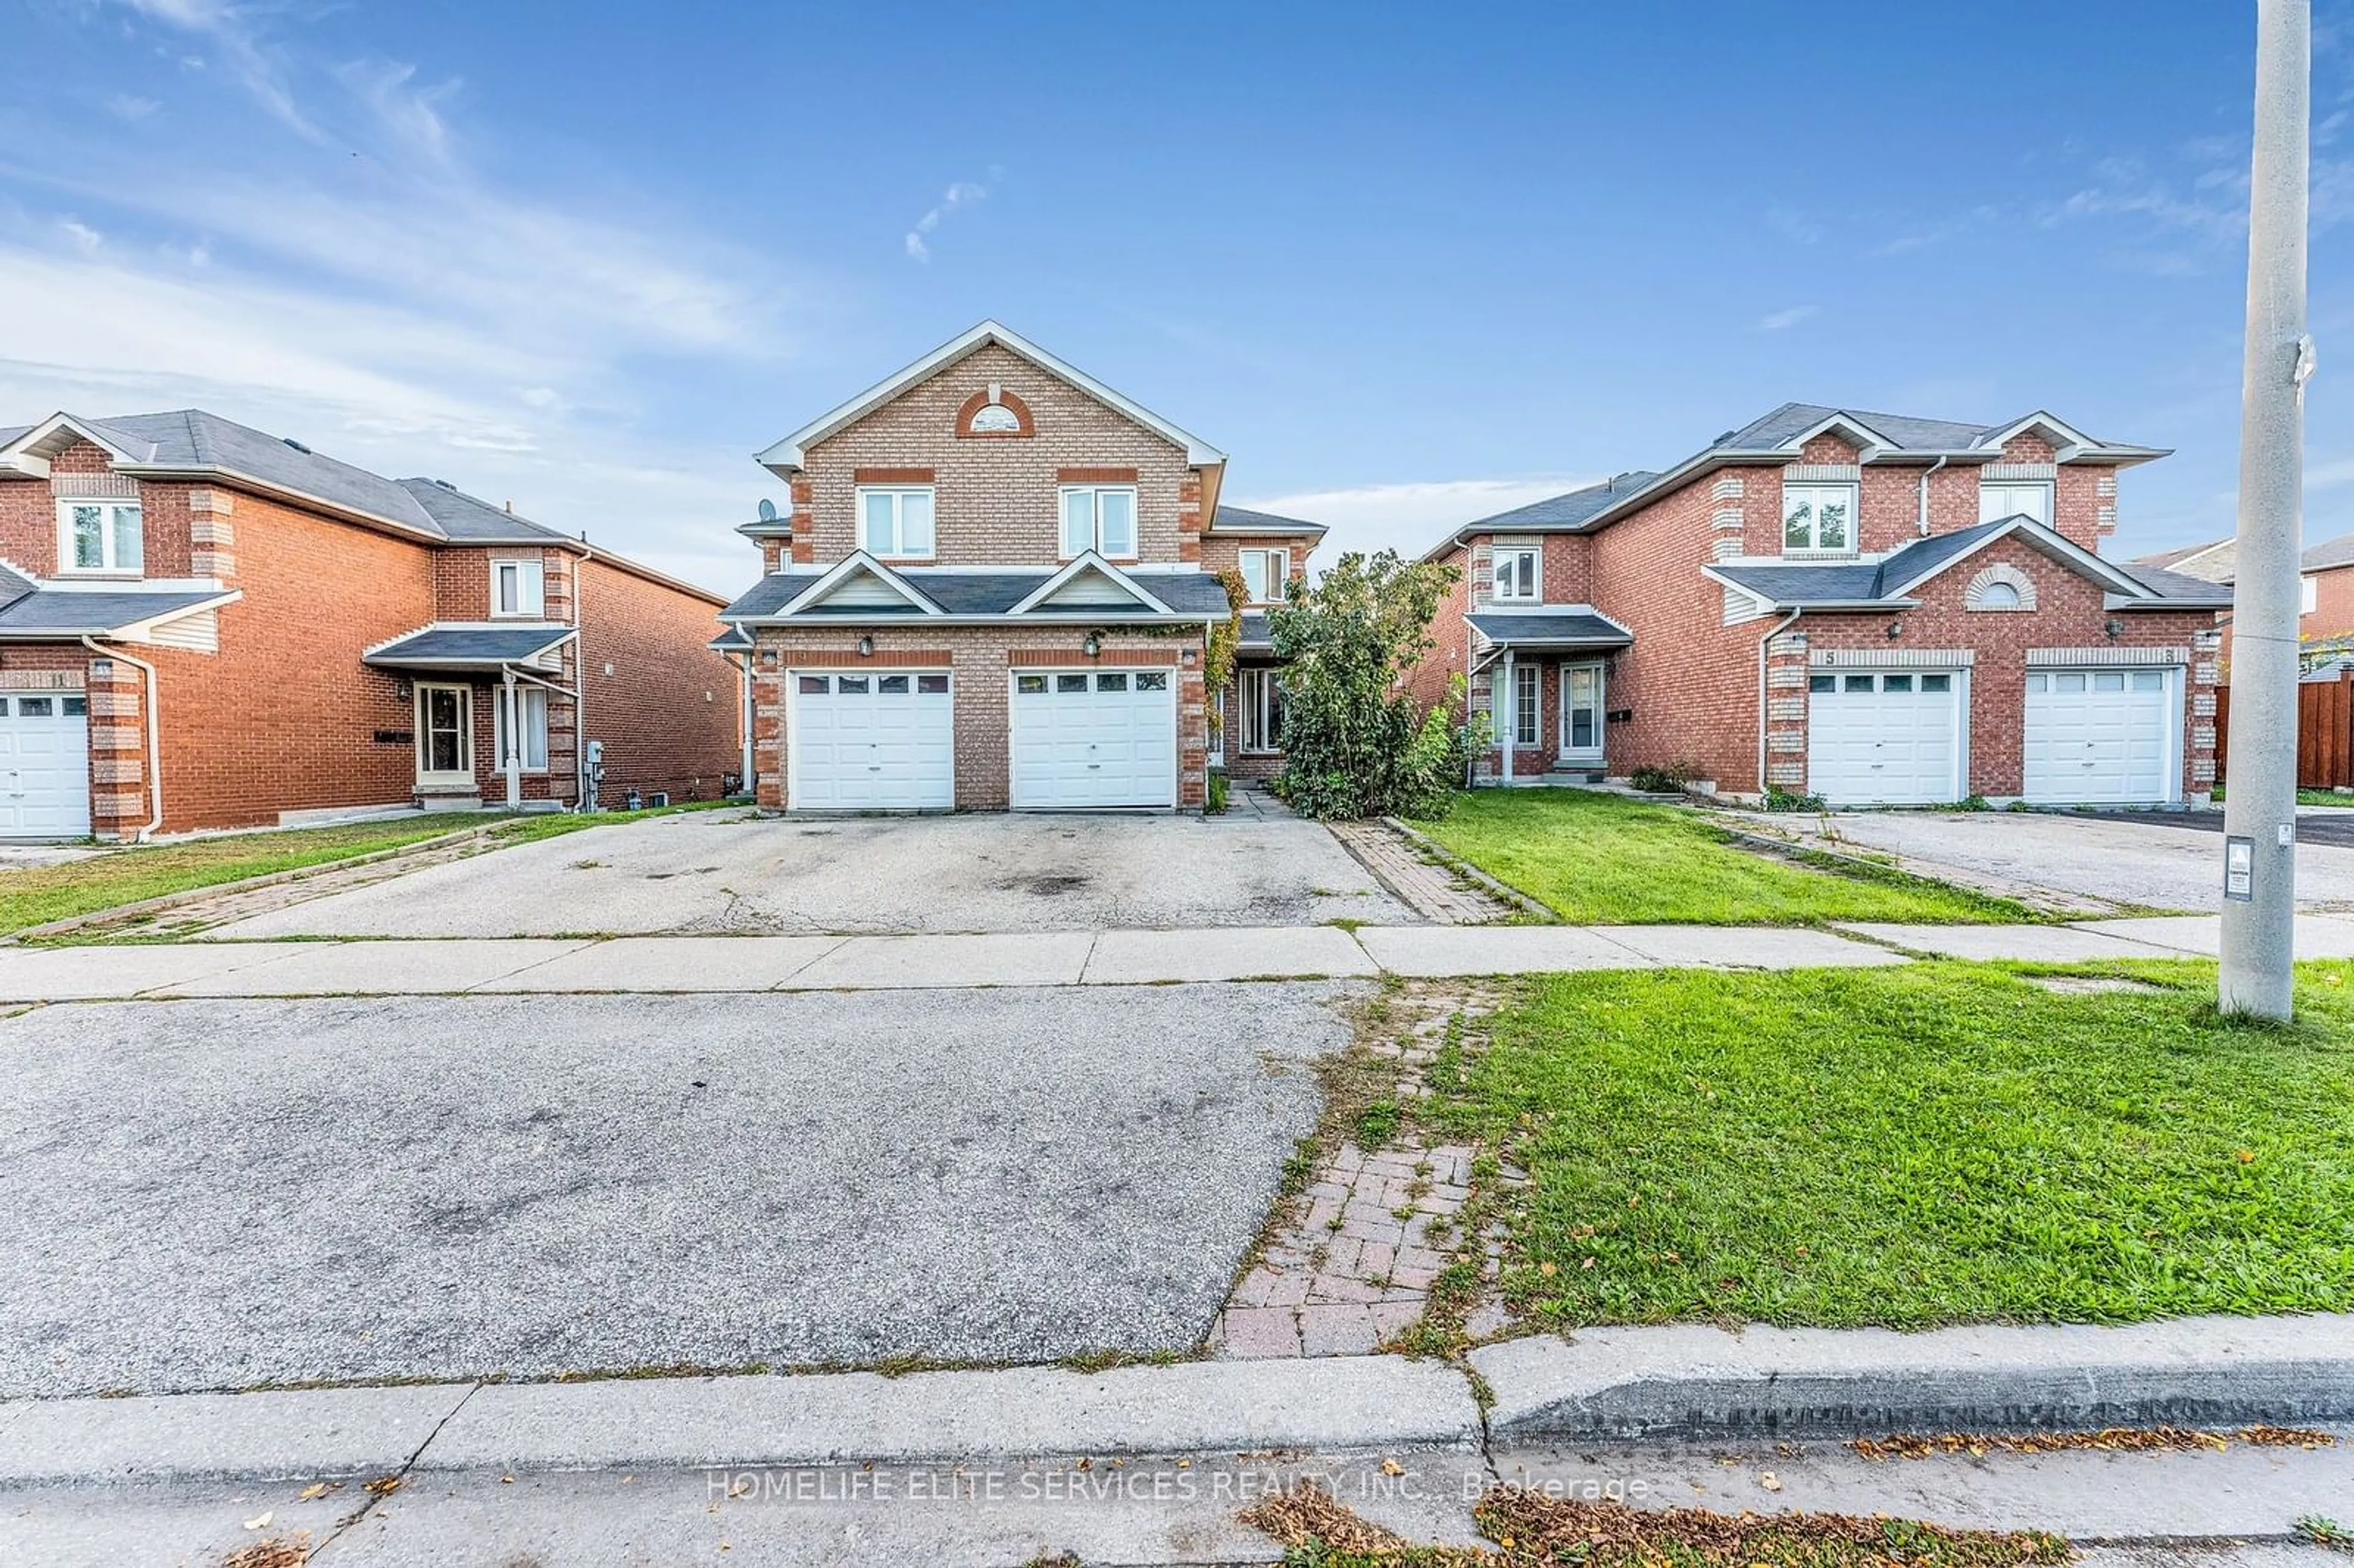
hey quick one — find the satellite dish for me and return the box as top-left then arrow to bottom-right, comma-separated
757,498 -> 779,522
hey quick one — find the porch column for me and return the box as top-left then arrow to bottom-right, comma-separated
1501,650 -> 1515,784
501,669 -> 521,809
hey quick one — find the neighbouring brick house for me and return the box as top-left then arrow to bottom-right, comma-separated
2135,526 -> 2354,668
717,321 -> 1327,812
0,410 -> 738,839
1409,403 -> 2232,807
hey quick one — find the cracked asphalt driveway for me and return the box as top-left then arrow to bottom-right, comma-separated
0,983 -> 1358,1397
204,807 -> 1414,937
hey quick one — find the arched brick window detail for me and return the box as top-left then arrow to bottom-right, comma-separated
1963,561 -> 2036,612
956,382 -> 1035,439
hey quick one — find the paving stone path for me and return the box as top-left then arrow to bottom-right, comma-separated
1326,819 -> 1514,924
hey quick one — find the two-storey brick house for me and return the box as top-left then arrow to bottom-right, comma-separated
0,409 -> 738,839
718,321 -> 1327,812
1412,403 -> 2232,807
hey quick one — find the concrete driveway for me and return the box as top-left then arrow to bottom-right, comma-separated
1819,808 -> 2354,913
0,984 -> 1355,1398
205,807 -> 1414,938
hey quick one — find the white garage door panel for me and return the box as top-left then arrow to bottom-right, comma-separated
2024,668 -> 2176,805
788,671 -> 954,810
1806,670 -> 1961,806
0,692 -> 92,837
1011,669 -> 1176,809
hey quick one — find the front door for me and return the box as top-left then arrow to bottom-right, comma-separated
414,683 -> 474,791
1560,662 -> 1605,764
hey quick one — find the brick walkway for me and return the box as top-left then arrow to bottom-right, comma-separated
1208,984 -> 1513,1360
1327,820 -> 1512,924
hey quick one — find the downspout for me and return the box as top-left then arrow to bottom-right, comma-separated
1916,456 -> 1949,536
1755,609 -> 1802,798
83,634 -> 164,842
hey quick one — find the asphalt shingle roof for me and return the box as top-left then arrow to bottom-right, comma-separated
1720,402 -> 1998,452
1465,473 -> 1664,532
1710,519 -> 2234,611
363,623 -> 576,666
1466,610 -> 1631,647
0,588 -> 228,636
721,568 -> 1234,620
1211,504 -> 1327,536
2303,529 -> 2354,573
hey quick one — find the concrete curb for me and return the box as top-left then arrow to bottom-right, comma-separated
1470,1312 -> 2354,1442
0,1357 -> 1480,1485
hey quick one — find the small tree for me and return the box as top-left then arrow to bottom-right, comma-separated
1267,549 -> 1465,820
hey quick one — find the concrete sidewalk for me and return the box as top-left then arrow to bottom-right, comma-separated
2,914 -> 2350,1001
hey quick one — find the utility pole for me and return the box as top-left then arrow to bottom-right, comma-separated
2220,0 -> 2312,1021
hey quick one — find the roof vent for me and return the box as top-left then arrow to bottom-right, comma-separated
433,479 -> 456,490
1715,430 -> 1737,445
282,436 -> 311,454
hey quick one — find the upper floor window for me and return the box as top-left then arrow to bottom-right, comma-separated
1491,546 -> 1542,601
1240,548 -> 1291,605
1979,481 -> 2053,526
1059,485 -> 1137,558
493,557 -> 546,617
58,499 -> 143,574
2304,574 -> 2321,615
969,403 -> 1021,433
859,486 -> 936,558
1782,482 -> 1855,553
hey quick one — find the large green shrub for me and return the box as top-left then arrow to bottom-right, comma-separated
1267,550 -> 1464,820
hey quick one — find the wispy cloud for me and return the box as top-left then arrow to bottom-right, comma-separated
1233,476 -> 1602,562
1765,207 -> 1822,245
1754,304 -> 1818,332
105,94 -> 161,122
905,178 -> 989,262
116,0 -> 316,138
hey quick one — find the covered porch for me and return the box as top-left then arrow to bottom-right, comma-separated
362,623 -> 581,810
1467,609 -> 1632,784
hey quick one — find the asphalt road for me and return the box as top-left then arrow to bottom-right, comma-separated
0,984 -> 1358,1397
2080,806 -> 2354,847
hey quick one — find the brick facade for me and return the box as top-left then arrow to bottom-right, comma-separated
0,433 -> 736,839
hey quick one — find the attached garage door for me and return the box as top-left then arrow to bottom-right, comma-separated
2023,668 -> 2176,805
1010,668 -> 1177,809
0,692 -> 91,837
1806,670 -> 1962,805
787,671 -> 954,810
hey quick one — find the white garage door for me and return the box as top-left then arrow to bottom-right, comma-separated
0,692 -> 91,837
2024,668 -> 2177,805
1010,668 -> 1176,809
1806,670 -> 1962,805
787,671 -> 954,810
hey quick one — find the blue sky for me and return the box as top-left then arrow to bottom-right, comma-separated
1,1 -> 2347,591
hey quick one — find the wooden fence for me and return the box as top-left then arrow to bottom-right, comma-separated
2214,668 -> 2354,788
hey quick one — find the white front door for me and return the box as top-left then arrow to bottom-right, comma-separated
787,670 -> 954,810
1009,668 -> 1178,809
1805,669 -> 1963,805
414,683 -> 474,792
2023,668 -> 2178,805
1560,662 -> 1604,763
0,692 -> 91,837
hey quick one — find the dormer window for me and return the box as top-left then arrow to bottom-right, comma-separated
859,486 -> 937,558
1059,485 -> 1137,558
58,499 -> 143,574
1491,545 -> 1541,602
1979,481 -> 2053,526
1782,482 -> 1855,553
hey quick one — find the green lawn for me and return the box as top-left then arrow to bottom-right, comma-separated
1412,788 -> 2029,924
2211,785 -> 2354,808
0,802 -> 735,935
1425,959 -> 2354,1329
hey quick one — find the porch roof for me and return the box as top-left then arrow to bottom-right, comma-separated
0,585 -> 238,639
720,565 -> 1236,621
362,622 -> 575,671
1466,608 -> 1632,651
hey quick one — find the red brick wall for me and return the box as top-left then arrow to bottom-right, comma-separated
576,557 -> 737,804
2304,563 -> 2354,641
0,441 -> 197,577
1741,434 -> 2112,557
750,625 -> 1209,810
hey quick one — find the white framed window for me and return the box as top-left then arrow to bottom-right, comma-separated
492,557 -> 546,617
56,499 -> 143,574
1491,546 -> 1541,602
2303,574 -> 2320,615
1239,667 -> 1285,753
1782,483 -> 1856,553
858,487 -> 937,558
1979,481 -> 2054,526
1059,485 -> 1138,558
1239,548 -> 1290,605
1509,662 -> 1539,747
414,683 -> 472,783
493,685 -> 550,772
